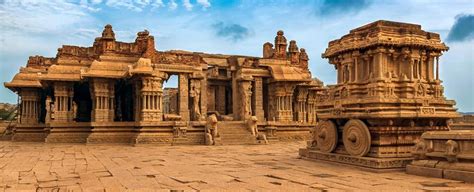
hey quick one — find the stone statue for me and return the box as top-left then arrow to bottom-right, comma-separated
205,114 -> 218,145
299,48 -> 309,68
413,139 -> 428,160
247,116 -> 259,136
190,80 -> 201,120
241,82 -> 252,118
72,100 -> 78,121
445,139 -> 459,162
274,30 -> 287,59
263,42 -> 274,58
45,96 -> 52,124
247,116 -> 268,144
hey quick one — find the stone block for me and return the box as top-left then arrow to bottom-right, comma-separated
443,169 -> 474,183
406,165 -> 443,179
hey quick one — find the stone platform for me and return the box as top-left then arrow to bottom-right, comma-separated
406,130 -> 474,183
299,148 -> 412,171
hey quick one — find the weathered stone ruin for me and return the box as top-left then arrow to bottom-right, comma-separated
4,25 -> 322,144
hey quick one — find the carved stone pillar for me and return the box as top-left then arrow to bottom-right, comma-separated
139,76 -> 163,122
254,77 -> 265,122
436,56 -> 439,80
337,64 -> 342,84
200,75 -> 207,120
306,91 -> 317,123
239,77 -> 253,120
53,82 -> 74,122
373,48 -> 384,79
178,74 -> 189,121
189,74 -> 203,121
90,78 -> 114,122
409,59 -> 414,80
269,84 -> 295,122
19,88 -> 40,124
295,88 -> 308,122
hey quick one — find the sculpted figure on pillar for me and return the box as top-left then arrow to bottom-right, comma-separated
190,80 -> 202,120
274,30 -> 287,59
72,100 -> 78,121
241,81 -> 253,118
45,96 -> 52,124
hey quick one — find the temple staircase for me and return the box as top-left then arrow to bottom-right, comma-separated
217,121 -> 257,145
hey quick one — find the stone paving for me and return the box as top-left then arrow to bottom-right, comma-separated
1,141 -> 474,191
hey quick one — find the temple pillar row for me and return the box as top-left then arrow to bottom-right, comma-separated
90,78 -> 115,122
19,89 -> 40,124
269,84 -> 294,122
295,88 -> 308,122
53,82 -> 74,122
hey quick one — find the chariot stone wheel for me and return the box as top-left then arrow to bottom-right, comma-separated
343,119 -> 371,157
315,120 -> 338,153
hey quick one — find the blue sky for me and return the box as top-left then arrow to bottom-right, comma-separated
0,0 -> 473,112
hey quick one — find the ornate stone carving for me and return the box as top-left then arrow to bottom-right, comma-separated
274,30 -> 287,59
190,79 -> 202,120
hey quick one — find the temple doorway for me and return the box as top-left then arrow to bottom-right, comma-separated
163,75 -> 179,115
114,80 -> 134,121
73,82 -> 92,122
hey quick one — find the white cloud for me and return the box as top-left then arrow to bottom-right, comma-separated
105,0 -> 143,11
168,0 -> 177,10
151,0 -> 165,8
182,0 -> 193,11
90,0 -> 103,4
197,0 -> 211,9
0,0 -> 93,33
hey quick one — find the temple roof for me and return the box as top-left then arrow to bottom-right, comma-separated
268,65 -> 311,82
5,24 -> 316,90
323,20 -> 449,58
4,68 -> 44,91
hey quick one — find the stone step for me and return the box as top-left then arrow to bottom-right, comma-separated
216,121 -> 257,145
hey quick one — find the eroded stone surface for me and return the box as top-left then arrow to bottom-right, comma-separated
0,141 -> 473,191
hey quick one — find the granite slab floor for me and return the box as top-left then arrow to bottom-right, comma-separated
0,141 -> 473,191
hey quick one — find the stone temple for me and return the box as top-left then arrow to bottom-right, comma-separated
5,24 -> 322,145
5,20 -> 473,177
